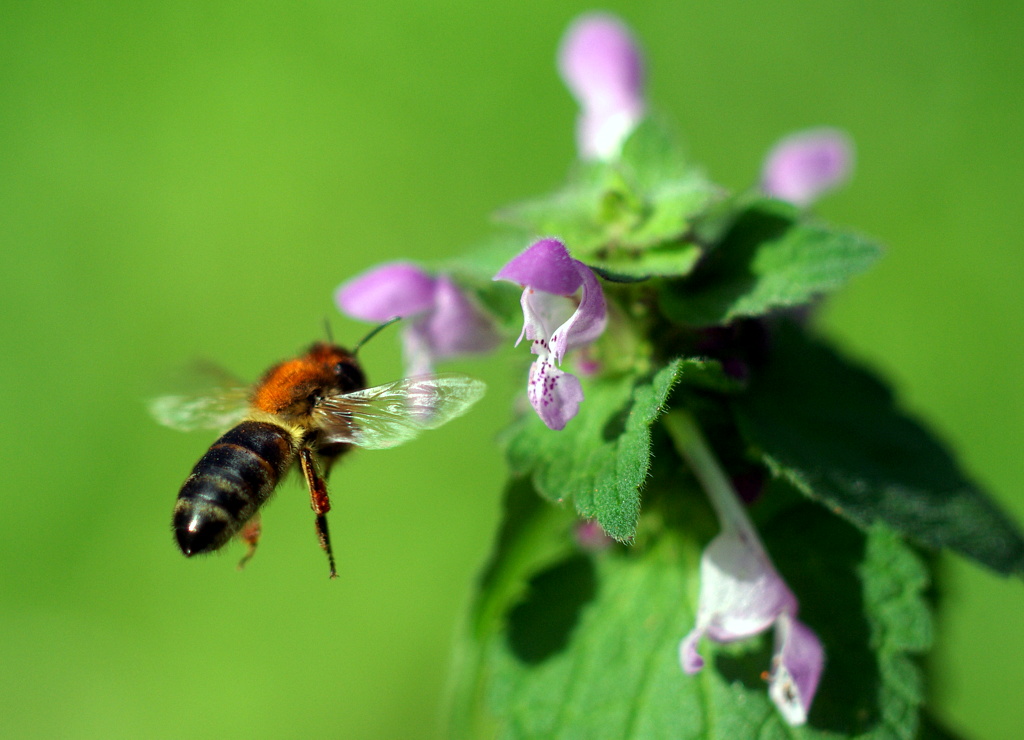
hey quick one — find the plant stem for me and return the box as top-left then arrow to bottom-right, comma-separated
663,409 -> 761,547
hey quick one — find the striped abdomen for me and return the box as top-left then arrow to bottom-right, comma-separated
173,421 -> 295,557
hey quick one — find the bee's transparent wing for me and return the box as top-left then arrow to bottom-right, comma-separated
149,360 -> 250,432
148,388 -> 250,432
313,374 -> 487,449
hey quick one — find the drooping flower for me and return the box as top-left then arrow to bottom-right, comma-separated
494,238 -> 607,430
668,411 -> 823,726
558,13 -> 645,161
679,524 -> 823,724
336,263 -> 499,377
761,128 -> 853,206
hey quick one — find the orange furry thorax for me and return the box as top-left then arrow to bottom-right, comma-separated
249,343 -> 362,417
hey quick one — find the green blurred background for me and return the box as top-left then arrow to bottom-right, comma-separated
2,2 -> 1021,737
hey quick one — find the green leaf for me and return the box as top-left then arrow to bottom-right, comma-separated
614,118 -> 718,250
494,118 -> 716,279
659,201 -> 883,326
685,189 -> 771,249
617,116 -> 690,188
620,179 -> 715,250
672,357 -> 745,395
501,360 -> 685,541
495,164 -> 627,253
449,482 -> 932,739
733,322 -> 1024,575
448,478 -> 579,740
584,241 -> 702,280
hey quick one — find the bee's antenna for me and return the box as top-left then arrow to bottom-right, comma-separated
323,317 -> 335,345
353,316 -> 402,355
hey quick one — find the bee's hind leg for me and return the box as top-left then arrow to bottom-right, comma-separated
299,448 -> 338,579
236,514 -> 262,571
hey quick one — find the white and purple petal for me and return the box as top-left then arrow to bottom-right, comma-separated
518,288 -> 577,351
401,321 -> 436,378
497,239 -> 608,363
338,264 -> 499,378
421,276 -> 501,358
528,357 -> 584,431
679,529 -> 797,674
496,238 -> 608,430
549,261 -> 607,361
576,108 -> 643,162
769,614 -> 824,726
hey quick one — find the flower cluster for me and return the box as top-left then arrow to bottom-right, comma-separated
337,240 -> 608,432
559,14 -> 853,207
334,10 -> 850,728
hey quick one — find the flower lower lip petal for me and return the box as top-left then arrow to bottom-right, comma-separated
528,358 -> 584,431
768,614 -> 824,726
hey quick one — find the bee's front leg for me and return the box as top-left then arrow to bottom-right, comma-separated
298,448 -> 338,579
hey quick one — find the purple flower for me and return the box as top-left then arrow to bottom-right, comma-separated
666,409 -> 823,725
495,238 -> 607,430
761,128 -> 853,206
336,263 -> 499,377
558,13 -> 645,161
679,487 -> 824,726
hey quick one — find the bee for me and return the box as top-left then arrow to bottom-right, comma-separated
150,335 -> 485,578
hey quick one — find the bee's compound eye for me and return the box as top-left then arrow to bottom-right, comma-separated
333,360 -> 365,390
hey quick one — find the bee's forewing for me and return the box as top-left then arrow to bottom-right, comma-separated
313,374 -> 486,449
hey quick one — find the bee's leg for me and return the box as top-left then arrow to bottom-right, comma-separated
236,514 -> 262,571
299,448 -> 338,579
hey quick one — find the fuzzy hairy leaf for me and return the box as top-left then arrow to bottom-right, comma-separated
501,360 -> 685,541
584,242 -> 702,280
733,323 -> 1024,576
660,201 -> 883,326
495,164 -> 627,253
495,119 -> 715,278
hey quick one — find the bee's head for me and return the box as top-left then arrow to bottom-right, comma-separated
305,342 -> 367,394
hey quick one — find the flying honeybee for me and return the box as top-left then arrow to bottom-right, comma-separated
150,332 -> 485,578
